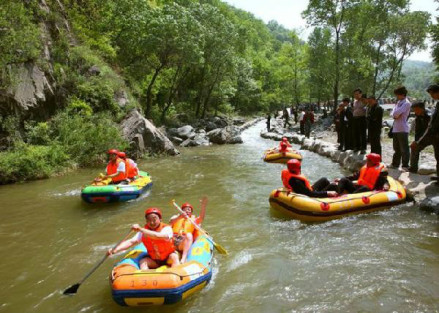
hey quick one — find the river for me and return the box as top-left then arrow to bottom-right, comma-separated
0,122 -> 438,313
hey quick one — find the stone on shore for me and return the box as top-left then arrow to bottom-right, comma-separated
120,109 -> 180,157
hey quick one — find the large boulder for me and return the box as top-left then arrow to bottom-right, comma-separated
419,195 -> 439,214
168,125 -> 195,140
207,125 -> 242,144
120,109 -> 179,157
180,132 -> 210,147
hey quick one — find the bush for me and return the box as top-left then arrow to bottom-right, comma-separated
0,143 -> 70,184
50,111 -> 128,166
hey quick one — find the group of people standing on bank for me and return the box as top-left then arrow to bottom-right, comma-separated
335,84 -> 439,183
335,88 -> 384,155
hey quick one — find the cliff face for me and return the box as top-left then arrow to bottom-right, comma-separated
0,0 -> 178,157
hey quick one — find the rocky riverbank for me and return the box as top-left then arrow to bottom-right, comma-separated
261,114 -> 439,212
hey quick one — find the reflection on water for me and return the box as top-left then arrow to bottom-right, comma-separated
0,122 -> 438,313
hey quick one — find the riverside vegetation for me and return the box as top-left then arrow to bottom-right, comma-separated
0,0 -> 436,183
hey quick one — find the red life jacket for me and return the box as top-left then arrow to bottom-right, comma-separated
106,158 -> 126,183
281,169 -> 313,191
357,163 -> 385,190
141,222 -> 175,261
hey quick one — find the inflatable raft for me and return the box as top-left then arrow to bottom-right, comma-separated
81,171 -> 152,203
110,235 -> 213,306
269,176 -> 406,222
263,149 -> 302,164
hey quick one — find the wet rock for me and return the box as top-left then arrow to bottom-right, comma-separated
169,125 -> 195,140
170,137 -> 183,145
205,122 -> 218,132
120,109 -> 179,157
418,164 -> 436,175
180,133 -> 210,147
419,196 -> 439,214
207,126 -> 242,144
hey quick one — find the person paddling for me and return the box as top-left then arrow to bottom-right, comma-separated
108,208 -> 180,270
169,202 -> 203,263
281,159 -> 338,198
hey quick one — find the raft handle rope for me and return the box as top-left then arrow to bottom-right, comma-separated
274,187 -> 404,205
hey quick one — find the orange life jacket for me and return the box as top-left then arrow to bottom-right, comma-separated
141,222 -> 175,261
106,158 -> 126,183
123,158 -> 138,179
357,163 -> 385,190
281,170 -> 313,191
171,215 -> 199,235
128,159 -> 139,178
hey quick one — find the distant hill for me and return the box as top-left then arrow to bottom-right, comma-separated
401,60 -> 438,100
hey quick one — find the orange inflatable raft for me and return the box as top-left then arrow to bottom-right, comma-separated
110,235 -> 213,306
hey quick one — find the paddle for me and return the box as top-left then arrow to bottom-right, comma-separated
198,196 -> 207,224
172,200 -> 228,255
63,229 -> 133,295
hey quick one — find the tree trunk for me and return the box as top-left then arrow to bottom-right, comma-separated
145,66 -> 163,119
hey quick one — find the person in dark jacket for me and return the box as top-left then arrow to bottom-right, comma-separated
266,112 -> 271,131
408,101 -> 431,173
340,98 -> 354,150
366,95 -> 384,155
410,85 -> 439,182
281,159 -> 338,198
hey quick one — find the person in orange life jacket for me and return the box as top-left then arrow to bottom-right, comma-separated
281,137 -> 292,148
117,151 -> 139,181
282,159 -> 338,198
95,149 -> 126,184
336,153 -> 390,194
169,202 -> 203,263
108,208 -> 179,270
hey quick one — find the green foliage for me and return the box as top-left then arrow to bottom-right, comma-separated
66,98 -> 93,117
0,0 -> 41,87
49,112 -> 128,166
0,143 -> 70,184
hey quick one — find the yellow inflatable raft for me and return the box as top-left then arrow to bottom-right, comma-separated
263,148 -> 302,164
269,176 -> 406,222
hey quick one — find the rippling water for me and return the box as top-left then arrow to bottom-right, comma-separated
0,122 -> 438,313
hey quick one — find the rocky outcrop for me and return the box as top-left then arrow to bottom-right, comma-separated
166,116 -> 261,147
120,109 -> 179,158
207,125 -> 243,144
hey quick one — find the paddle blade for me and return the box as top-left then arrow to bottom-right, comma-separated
63,283 -> 80,295
213,242 -> 228,255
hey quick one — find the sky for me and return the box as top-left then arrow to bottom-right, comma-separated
223,0 -> 437,62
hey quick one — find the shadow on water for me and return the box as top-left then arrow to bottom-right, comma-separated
0,121 -> 438,313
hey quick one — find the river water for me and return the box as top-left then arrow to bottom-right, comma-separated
0,122 -> 438,313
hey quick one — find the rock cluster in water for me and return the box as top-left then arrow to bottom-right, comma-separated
167,116 -> 263,147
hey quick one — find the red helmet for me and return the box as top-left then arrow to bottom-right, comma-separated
108,149 -> 119,155
144,207 -> 162,219
366,153 -> 381,164
118,151 -> 126,159
182,202 -> 193,212
287,159 -> 301,174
